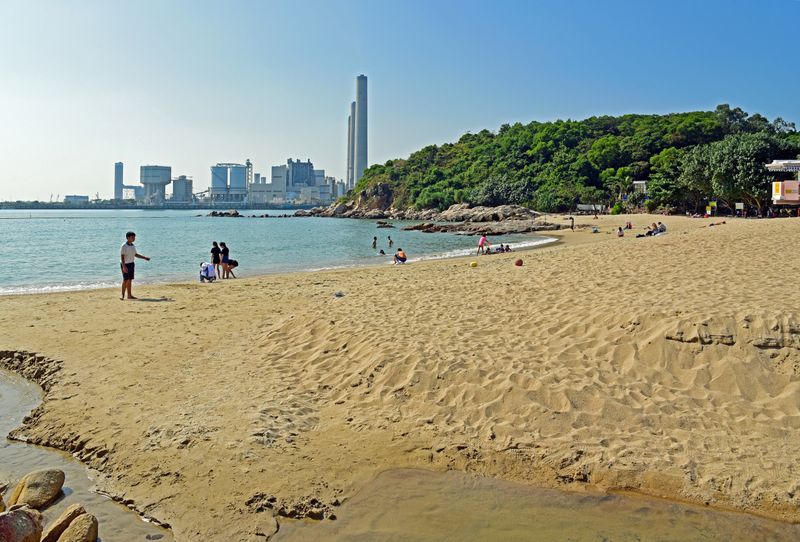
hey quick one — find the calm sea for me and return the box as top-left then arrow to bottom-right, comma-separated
0,209 -> 554,295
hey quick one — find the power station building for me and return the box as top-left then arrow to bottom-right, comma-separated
210,161 -> 251,203
140,165 -> 172,203
171,175 -> 193,203
114,162 -> 124,200
247,159 -> 335,205
346,74 -> 368,190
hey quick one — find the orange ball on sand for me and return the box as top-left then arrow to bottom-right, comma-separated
514,259 -> 523,267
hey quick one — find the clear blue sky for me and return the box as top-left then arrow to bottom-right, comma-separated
1,0 -> 798,200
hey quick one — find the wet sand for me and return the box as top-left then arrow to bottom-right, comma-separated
1,214 -> 800,540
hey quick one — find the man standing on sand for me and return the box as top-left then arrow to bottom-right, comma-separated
120,231 -> 150,300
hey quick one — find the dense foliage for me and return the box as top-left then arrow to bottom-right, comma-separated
354,105 -> 800,213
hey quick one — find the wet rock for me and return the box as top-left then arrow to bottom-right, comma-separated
0,506 -> 43,542
55,512 -> 98,542
207,210 -> 241,217
8,469 -> 65,509
41,503 -> 87,542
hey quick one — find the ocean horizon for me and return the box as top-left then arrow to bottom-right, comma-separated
0,209 -> 555,295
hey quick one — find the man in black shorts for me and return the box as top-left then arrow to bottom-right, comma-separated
120,231 -> 151,300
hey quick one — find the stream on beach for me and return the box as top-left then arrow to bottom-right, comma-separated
276,469 -> 800,542
0,369 -> 174,542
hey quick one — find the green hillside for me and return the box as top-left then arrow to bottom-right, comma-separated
354,105 -> 800,214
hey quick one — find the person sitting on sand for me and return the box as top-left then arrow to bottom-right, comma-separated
504,244 -> 512,252
393,248 -> 407,264
617,227 -> 624,237
656,221 -> 667,234
625,221 -> 633,230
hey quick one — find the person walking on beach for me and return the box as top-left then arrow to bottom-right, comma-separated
120,231 -> 150,300
220,242 -> 231,278
388,236 -> 393,248
477,234 -> 490,255
210,241 -> 221,278
371,236 -> 377,250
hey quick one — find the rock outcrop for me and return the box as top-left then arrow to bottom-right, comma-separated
207,210 -> 241,217
7,469 -> 65,510
307,200 -> 550,232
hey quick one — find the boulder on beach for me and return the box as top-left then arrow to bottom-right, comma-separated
55,512 -> 98,542
41,503 -> 87,542
0,505 -> 43,542
7,469 -> 65,510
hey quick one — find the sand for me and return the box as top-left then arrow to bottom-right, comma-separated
1,214 -> 799,540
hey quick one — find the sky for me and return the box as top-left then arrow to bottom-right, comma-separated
1,0 -> 799,201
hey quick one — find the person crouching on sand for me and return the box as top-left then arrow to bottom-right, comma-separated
120,231 -> 150,300
393,248 -> 407,264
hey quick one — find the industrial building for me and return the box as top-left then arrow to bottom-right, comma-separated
210,160 -> 251,203
248,159 -> 336,205
346,74 -> 368,190
171,175 -> 194,203
113,162 -> 145,201
114,162 -> 124,200
140,165 -> 172,203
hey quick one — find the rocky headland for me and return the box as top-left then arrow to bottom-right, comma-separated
303,183 -> 565,235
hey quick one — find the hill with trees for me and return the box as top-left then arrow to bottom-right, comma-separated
352,105 -> 800,215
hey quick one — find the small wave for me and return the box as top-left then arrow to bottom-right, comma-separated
0,281 -> 120,296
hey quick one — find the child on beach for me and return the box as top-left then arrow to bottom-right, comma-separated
200,262 -> 216,282
477,234 -> 490,255
393,248 -> 407,264
211,241 -> 221,278
120,231 -> 150,300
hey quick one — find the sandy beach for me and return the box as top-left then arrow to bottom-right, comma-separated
2,214 -> 800,540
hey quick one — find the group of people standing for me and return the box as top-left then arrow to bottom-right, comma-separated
210,241 -> 236,279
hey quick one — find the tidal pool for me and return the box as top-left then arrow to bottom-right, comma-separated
276,468 -> 800,542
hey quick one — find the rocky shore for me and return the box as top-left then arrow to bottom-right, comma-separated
303,183 -> 566,234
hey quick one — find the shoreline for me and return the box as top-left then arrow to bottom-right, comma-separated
0,232 -> 558,297
3,214 -> 800,539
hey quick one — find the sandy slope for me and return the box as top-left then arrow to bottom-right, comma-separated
1,214 -> 800,540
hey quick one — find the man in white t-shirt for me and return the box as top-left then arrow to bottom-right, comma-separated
120,231 -> 150,300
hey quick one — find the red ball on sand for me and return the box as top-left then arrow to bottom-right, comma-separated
514,259 -> 523,267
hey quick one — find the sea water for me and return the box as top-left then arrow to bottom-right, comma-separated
0,209 -> 553,295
